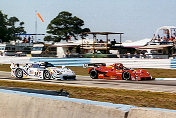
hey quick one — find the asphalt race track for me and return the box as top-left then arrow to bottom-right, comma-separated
1,71 -> 176,93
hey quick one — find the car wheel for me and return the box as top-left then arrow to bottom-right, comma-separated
122,71 -> 131,80
43,70 -> 51,79
90,69 -> 98,79
15,68 -> 23,79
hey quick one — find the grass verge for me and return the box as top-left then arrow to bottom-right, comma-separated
0,80 -> 176,110
0,64 -> 11,72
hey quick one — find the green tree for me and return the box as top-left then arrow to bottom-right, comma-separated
0,11 -> 26,42
0,11 -> 8,42
46,11 -> 90,42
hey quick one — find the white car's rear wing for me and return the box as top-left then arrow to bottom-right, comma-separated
10,63 -> 20,69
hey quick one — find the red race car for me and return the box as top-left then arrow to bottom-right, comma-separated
84,63 -> 153,80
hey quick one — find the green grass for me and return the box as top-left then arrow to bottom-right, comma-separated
67,66 -> 89,76
144,68 -> 176,78
0,80 -> 176,110
0,64 -> 11,72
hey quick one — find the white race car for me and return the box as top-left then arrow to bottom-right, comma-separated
10,62 -> 76,80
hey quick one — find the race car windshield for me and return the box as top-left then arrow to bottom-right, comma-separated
46,63 -> 55,67
40,62 -> 55,68
32,64 -> 40,68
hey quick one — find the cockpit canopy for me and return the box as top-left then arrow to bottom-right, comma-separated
114,63 -> 123,69
31,62 -> 55,68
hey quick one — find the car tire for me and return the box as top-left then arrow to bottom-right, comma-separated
90,69 -> 98,79
122,71 -> 131,80
15,68 -> 23,79
43,70 -> 51,79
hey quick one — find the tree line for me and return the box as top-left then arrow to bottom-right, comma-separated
0,11 -> 90,42
0,11 -> 26,42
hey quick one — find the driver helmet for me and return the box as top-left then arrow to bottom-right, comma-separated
115,63 -> 123,69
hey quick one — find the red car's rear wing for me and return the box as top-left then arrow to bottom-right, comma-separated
83,63 -> 106,68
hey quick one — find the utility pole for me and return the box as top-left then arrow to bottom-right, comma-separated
35,10 -> 37,42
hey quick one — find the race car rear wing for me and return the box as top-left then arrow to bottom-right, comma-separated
83,63 -> 106,68
10,63 -> 20,69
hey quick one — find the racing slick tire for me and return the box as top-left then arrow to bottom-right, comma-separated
89,69 -> 98,79
122,71 -> 131,80
15,68 -> 23,79
43,70 -> 51,79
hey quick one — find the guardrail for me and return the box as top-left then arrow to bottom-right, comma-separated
0,56 -> 176,69
30,57 -> 91,66
29,57 -> 176,69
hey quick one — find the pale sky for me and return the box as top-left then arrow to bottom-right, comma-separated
0,0 -> 176,41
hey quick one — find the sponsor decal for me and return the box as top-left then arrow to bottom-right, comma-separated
29,70 -> 34,74
48,69 -> 51,72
